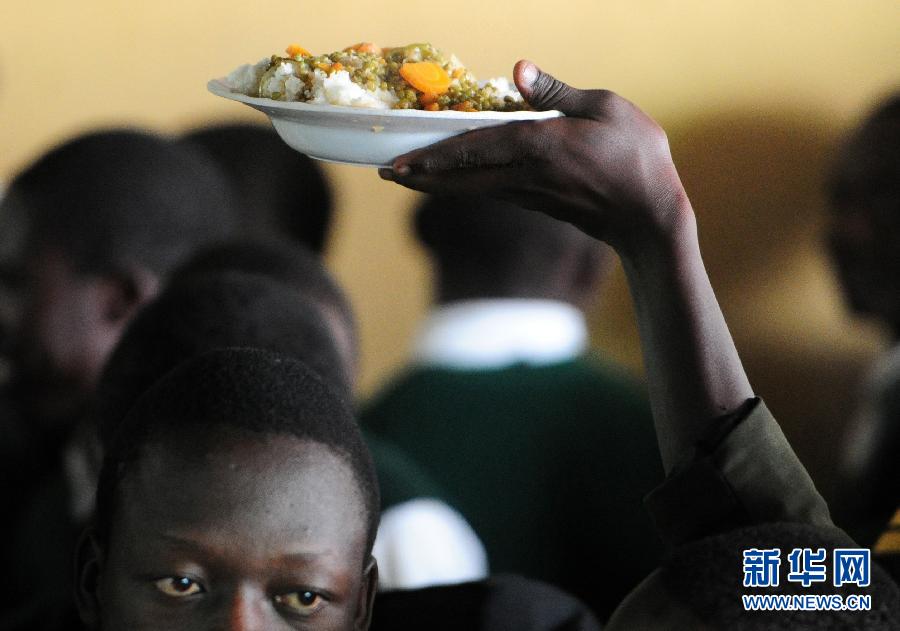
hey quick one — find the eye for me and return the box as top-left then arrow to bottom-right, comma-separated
274,590 -> 323,615
154,576 -> 204,598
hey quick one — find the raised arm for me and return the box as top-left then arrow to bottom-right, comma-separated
379,61 -> 753,473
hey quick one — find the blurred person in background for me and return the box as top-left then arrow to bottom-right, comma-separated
0,179 -> 13,387
178,238 -> 359,385
0,129 -> 239,621
361,194 -> 663,618
0,181 -> 28,458
827,92 -> 900,572
182,122 -> 334,254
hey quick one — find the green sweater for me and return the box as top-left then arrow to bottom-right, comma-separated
364,429 -> 444,511
361,356 -> 664,619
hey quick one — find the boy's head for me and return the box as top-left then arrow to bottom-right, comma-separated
96,270 -> 351,447
175,238 -> 358,386
79,348 -> 379,630
413,195 -> 612,309
182,123 -> 333,253
1,129 -> 238,426
826,92 -> 900,336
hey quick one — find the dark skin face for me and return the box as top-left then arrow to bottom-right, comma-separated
5,242 -> 149,429
11,248 -> 108,423
78,429 -> 376,631
1,192 -> 157,426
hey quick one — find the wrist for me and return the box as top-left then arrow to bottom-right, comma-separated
615,187 -> 697,267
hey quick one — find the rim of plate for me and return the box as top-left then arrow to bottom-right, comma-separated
207,78 -> 563,121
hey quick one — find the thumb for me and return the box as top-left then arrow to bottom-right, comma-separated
514,60 -> 601,119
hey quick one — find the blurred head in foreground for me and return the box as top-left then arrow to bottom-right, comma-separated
826,92 -> 900,338
0,129 -> 238,429
95,267 -> 350,447
175,237 -> 358,386
78,348 -> 378,630
183,122 -> 334,253
414,195 -> 612,309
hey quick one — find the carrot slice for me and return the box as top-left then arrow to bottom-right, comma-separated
285,44 -> 311,57
418,92 -> 438,106
400,62 -> 451,95
451,100 -> 477,112
345,42 -> 382,55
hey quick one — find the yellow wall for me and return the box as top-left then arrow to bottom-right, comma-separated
1,1 -> 898,493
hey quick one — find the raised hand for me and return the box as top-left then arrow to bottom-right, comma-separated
382,62 -> 754,471
380,60 -> 691,256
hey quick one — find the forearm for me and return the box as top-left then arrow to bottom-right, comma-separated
619,201 -> 753,473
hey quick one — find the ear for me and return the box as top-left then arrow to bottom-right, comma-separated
99,266 -> 160,325
355,555 -> 378,630
74,528 -> 105,629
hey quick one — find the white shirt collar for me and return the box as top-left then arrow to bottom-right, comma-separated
412,299 -> 589,370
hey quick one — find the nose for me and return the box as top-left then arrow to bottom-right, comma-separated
223,586 -> 271,631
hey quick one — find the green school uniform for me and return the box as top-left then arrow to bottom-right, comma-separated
361,356 -> 664,619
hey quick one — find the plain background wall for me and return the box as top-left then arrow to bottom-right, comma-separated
1,0 -> 898,497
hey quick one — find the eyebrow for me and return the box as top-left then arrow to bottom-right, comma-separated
157,533 -> 333,563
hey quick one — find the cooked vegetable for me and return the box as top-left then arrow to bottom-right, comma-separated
451,100 -> 477,112
345,42 -> 382,55
418,92 -> 438,106
399,61 -> 451,95
285,44 -> 311,58
230,41 -> 527,111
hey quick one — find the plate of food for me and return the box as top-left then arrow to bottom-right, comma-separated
209,42 -> 563,167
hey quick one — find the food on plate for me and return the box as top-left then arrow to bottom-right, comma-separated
225,42 -> 527,112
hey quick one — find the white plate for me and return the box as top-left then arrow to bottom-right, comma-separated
208,78 -> 563,167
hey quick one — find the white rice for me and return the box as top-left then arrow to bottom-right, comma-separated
308,69 -> 397,109
283,76 -> 305,101
225,58 -> 269,95
231,61 -> 398,108
260,61 -> 297,98
484,77 -> 523,105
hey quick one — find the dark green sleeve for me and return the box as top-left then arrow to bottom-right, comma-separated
644,398 -> 832,546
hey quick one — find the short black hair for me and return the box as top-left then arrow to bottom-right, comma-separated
10,129 -> 239,276
414,194 -> 601,299
95,270 -> 351,448
182,123 -> 333,253
96,348 -> 379,554
828,92 -> 900,214
661,522 -> 900,629
176,237 -> 357,363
